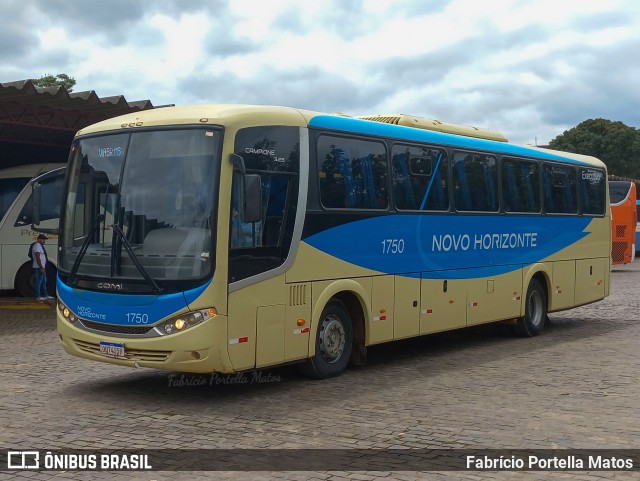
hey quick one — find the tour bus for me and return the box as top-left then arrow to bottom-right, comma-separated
32,105 -> 610,379
0,163 -> 65,296
608,181 -> 637,265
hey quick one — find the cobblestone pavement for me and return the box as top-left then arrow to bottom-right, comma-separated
0,262 -> 639,481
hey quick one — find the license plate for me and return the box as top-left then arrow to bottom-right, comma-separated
99,341 -> 125,358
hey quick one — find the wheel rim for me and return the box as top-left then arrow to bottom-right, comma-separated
319,315 -> 346,364
528,290 -> 544,327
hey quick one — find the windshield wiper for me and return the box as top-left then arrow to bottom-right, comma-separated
112,224 -> 162,293
68,214 -> 105,286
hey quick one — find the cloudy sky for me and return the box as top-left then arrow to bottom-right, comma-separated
2,0 -> 639,145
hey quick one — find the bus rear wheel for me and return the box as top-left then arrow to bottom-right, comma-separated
299,300 -> 353,379
515,278 -> 547,337
14,262 -> 57,298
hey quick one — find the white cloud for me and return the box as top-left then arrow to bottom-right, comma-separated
2,0 -> 640,144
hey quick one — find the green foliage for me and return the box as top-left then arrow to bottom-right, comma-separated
33,73 -> 76,92
549,118 -> 640,178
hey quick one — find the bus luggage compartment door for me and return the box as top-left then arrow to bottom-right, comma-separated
575,258 -> 607,306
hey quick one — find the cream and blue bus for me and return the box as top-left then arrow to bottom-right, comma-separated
33,105 -> 610,379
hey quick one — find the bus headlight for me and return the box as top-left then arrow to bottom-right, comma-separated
154,308 -> 216,336
59,300 -> 78,324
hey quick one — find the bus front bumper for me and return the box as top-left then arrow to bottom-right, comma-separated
57,313 -> 235,374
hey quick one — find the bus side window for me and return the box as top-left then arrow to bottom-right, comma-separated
543,166 -> 554,212
392,145 -> 448,211
230,172 -> 262,249
263,175 -> 289,246
318,136 -> 387,210
544,164 -> 577,214
580,169 -> 605,215
0,177 -> 30,221
392,151 -> 415,209
502,158 -> 540,213
453,156 -> 472,211
14,172 -> 65,227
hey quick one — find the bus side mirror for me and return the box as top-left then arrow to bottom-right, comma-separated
242,174 -> 263,223
30,168 -> 65,235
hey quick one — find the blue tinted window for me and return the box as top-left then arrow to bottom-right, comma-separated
501,158 -> 540,213
318,136 -> 388,209
453,152 -> 498,212
392,144 -> 448,211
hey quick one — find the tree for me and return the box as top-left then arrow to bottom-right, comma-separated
32,73 -> 76,92
549,118 -> 640,178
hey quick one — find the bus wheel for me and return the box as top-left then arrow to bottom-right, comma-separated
299,300 -> 353,379
515,278 -> 547,337
14,262 -> 36,298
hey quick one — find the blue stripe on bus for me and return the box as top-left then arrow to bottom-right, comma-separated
305,215 -> 592,279
57,279 -> 211,325
309,115 -> 590,165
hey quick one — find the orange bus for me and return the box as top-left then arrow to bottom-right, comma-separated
609,181 -> 637,264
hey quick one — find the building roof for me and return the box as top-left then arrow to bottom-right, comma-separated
0,79 -> 168,167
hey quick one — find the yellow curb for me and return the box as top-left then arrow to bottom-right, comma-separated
0,303 -> 52,310
0,300 -> 54,310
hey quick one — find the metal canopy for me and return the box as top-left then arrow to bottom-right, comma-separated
0,79 -> 165,167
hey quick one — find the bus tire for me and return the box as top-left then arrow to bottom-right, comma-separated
14,263 -> 57,298
515,278 -> 547,337
14,262 -> 36,298
299,300 -> 353,379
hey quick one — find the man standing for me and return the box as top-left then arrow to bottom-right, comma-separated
32,234 -> 52,302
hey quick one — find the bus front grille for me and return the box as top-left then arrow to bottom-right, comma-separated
73,339 -> 171,362
80,319 -> 154,335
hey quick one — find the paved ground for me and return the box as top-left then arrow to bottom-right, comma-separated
0,262 -> 639,480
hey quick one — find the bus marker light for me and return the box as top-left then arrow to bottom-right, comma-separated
449,300 -> 455,304
380,309 -> 386,313
292,327 -> 310,335
208,308 -> 217,317
229,337 -> 249,345
297,319 -> 306,326
470,302 -> 478,307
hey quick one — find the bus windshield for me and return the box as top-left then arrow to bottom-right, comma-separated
609,181 -> 632,204
0,177 -> 30,221
59,128 -> 220,293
